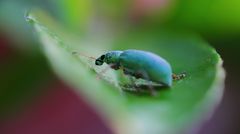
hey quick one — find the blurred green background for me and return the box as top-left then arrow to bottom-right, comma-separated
0,0 -> 239,134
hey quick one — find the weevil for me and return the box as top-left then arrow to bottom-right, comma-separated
95,49 -> 185,90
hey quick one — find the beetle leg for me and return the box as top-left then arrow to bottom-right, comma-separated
122,68 -> 134,76
72,51 -> 96,60
140,71 -> 157,96
110,63 -> 120,70
172,72 -> 187,80
129,76 -> 142,92
119,67 -> 140,92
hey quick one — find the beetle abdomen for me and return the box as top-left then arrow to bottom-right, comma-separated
119,50 -> 172,86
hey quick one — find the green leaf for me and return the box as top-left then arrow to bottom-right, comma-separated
27,10 -> 225,134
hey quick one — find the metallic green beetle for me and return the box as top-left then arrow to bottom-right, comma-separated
95,49 -> 175,87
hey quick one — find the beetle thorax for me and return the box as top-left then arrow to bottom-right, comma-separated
104,51 -> 123,64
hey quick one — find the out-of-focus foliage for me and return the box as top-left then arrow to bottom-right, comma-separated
0,54 -> 52,119
172,0 -> 240,35
56,0 -> 92,32
1,0 -> 240,45
56,0 -> 240,36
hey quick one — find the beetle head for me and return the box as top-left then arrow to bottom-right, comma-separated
95,54 -> 105,66
95,51 -> 123,66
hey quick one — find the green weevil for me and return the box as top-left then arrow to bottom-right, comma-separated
95,49 -> 185,89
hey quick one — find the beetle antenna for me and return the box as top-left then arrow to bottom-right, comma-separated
72,51 -> 96,60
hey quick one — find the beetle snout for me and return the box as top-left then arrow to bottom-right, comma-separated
95,59 -> 103,65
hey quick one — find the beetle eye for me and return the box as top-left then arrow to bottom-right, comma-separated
100,55 -> 105,60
